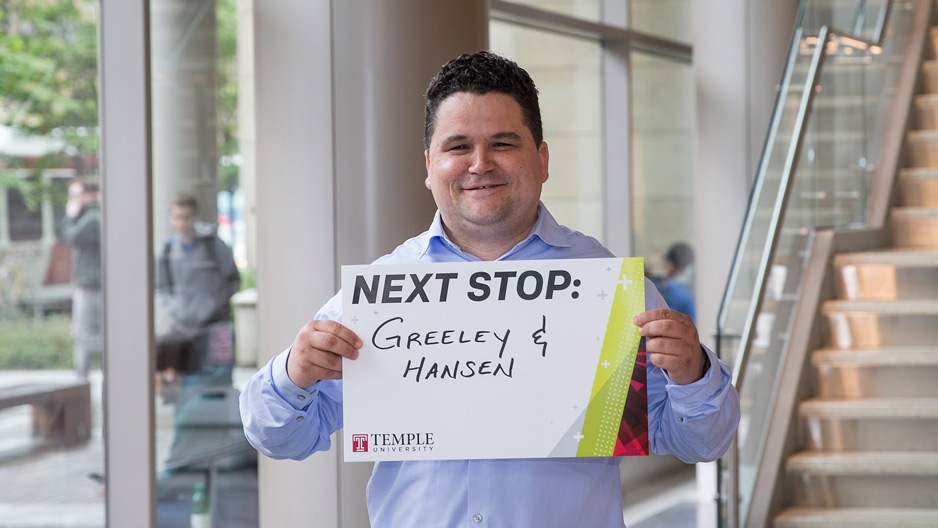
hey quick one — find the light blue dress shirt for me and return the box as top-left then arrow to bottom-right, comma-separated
240,203 -> 740,528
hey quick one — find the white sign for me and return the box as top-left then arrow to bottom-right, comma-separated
341,257 -> 647,462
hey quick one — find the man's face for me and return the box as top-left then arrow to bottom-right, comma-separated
424,92 -> 549,247
170,204 -> 197,241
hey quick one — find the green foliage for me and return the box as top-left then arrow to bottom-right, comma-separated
0,0 -> 99,159
239,268 -> 255,290
216,0 -> 239,160
0,315 -> 73,370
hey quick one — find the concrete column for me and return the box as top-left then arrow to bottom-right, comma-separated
332,2 -> 487,526
333,0 -> 488,266
254,1 -> 486,526
253,1 -> 338,527
692,2 -> 799,526
150,0 -> 219,243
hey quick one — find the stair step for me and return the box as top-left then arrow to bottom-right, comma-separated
800,397 -> 938,419
924,61 -> 938,94
892,208 -> 938,247
833,250 -> 938,300
898,168 -> 938,207
787,451 -> 938,476
823,299 -> 938,315
915,93 -> 938,130
834,248 -> 938,267
775,507 -> 938,528
906,129 -> 938,167
812,347 -> 938,399
823,299 -> 938,348
813,346 -> 938,366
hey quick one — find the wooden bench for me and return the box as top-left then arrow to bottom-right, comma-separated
0,381 -> 92,444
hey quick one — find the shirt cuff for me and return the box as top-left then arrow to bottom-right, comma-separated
664,344 -> 721,402
271,347 -> 322,411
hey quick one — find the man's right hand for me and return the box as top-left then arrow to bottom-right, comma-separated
286,320 -> 363,388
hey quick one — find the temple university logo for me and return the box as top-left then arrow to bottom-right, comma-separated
351,434 -> 368,453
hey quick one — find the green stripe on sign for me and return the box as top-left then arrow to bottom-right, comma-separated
577,258 -> 644,457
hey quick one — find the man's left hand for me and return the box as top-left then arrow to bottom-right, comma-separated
633,308 -> 707,385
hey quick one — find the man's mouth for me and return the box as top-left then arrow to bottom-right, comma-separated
466,183 -> 502,190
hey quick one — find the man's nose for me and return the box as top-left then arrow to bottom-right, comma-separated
469,147 -> 494,173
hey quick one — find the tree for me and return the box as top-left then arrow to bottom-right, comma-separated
0,0 -> 99,166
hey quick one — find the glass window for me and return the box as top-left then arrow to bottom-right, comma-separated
629,0 -> 693,44
149,0 -> 257,525
6,184 -> 43,242
501,0 -> 602,23
0,0 -> 104,525
490,20 -> 604,240
630,52 -> 696,308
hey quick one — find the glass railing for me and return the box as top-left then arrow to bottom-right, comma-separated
716,0 -> 919,526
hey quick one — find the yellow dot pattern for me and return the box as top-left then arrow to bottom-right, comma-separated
577,258 -> 644,457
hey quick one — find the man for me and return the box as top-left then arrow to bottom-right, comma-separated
61,177 -> 102,380
156,192 -> 241,384
240,51 -> 739,527
648,243 -> 696,323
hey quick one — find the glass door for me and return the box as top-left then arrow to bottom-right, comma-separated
0,1 -> 105,525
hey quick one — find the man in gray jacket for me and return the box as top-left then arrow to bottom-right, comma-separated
156,192 -> 241,385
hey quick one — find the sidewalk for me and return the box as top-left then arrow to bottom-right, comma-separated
0,368 -> 257,528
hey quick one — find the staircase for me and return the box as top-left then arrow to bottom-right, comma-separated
773,25 -> 938,528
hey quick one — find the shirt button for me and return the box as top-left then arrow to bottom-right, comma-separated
677,416 -> 684,423
473,513 -> 483,523
296,416 -> 304,421
297,394 -> 306,401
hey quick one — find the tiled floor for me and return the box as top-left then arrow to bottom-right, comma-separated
623,467 -> 715,528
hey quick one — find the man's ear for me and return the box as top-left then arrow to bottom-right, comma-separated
538,141 -> 550,183
425,150 -> 432,189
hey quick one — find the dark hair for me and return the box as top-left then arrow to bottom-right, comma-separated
69,176 -> 99,194
665,242 -> 694,272
424,51 -> 543,149
172,192 -> 199,213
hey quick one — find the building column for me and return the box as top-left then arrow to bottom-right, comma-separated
254,1 -> 486,526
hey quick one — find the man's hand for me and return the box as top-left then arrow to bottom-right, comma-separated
65,197 -> 83,218
633,309 -> 707,385
286,320 -> 362,388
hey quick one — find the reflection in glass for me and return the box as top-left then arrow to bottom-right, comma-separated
629,0 -> 692,44
0,0 -> 104,525
631,52 -> 696,303
500,0 -> 601,23
149,0 -> 257,526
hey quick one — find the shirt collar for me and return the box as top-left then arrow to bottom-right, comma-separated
420,202 -> 573,259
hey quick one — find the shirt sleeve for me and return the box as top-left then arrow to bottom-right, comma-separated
239,348 -> 344,460
239,293 -> 345,460
643,278 -> 741,463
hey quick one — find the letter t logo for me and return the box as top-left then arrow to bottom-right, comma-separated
352,434 -> 368,453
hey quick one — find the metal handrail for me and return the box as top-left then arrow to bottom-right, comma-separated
716,0 -> 896,526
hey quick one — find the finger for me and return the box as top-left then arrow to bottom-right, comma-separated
644,335 -> 690,358
647,349 -> 696,375
633,308 -> 693,328
637,318 -> 695,344
300,320 -> 362,360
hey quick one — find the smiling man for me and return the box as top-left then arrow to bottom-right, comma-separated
239,51 -> 740,528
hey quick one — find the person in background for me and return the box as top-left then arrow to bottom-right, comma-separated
156,192 -> 241,386
239,51 -> 739,527
648,242 -> 696,323
61,177 -> 102,381
665,241 -> 695,292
